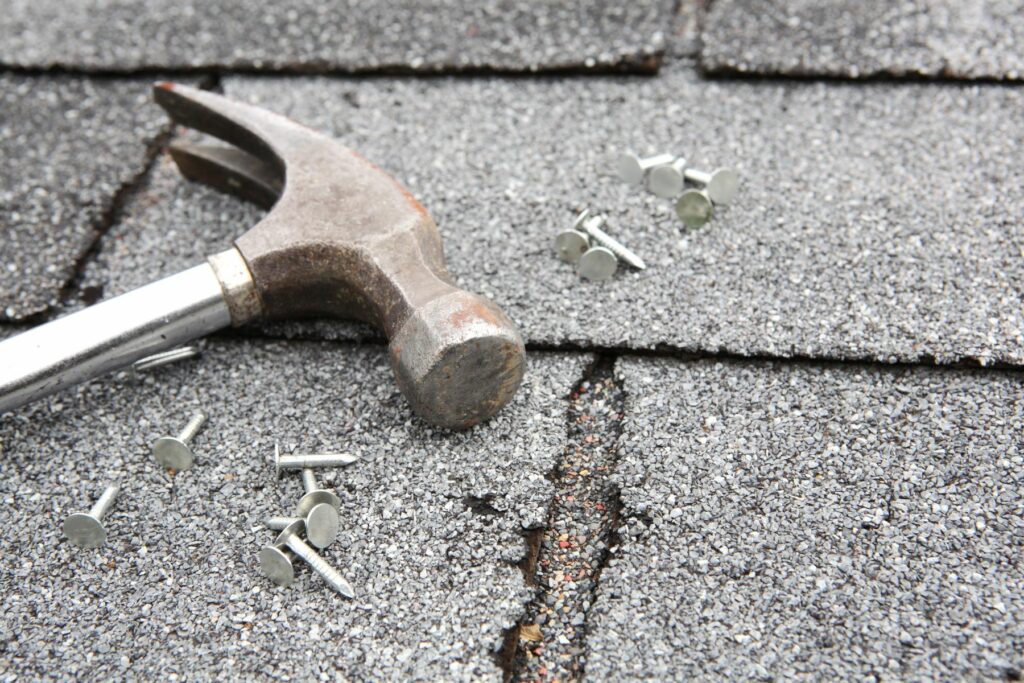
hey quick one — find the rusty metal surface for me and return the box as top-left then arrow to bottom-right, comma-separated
154,84 -> 525,429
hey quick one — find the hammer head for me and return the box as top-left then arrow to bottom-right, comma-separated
153,83 -> 525,429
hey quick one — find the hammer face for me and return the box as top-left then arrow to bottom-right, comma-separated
155,83 -> 526,428
390,292 -> 526,429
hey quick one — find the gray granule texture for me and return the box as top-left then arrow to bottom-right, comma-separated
700,0 -> 1024,81
84,69 -> 1024,365
0,75 -> 169,322
585,356 -> 1024,681
668,0 -> 705,59
0,340 -> 588,680
0,0 -> 670,73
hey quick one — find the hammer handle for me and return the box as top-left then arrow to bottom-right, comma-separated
0,264 -> 230,414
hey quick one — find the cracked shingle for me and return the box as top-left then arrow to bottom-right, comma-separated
0,341 -> 588,680
586,357 -> 1024,680
0,75 -> 169,321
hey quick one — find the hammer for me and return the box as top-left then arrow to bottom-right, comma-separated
0,84 -> 526,430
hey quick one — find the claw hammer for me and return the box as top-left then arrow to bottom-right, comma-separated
0,84 -> 526,430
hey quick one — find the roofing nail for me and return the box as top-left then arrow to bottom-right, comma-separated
63,483 -> 119,549
153,411 -> 207,471
615,152 -> 676,186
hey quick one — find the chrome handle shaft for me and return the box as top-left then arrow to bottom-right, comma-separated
0,263 -> 231,413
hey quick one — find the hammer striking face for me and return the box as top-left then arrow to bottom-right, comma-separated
0,84 -> 525,430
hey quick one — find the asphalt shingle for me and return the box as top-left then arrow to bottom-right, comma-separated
82,69 -> 1024,365
700,0 -> 1024,81
0,341 -> 586,680
0,0 -> 671,73
0,75 -> 168,321
585,356 -> 1024,680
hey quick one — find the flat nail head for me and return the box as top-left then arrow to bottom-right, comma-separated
304,502 -> 340,549
296,490 -> 342,518
63,513 -> 107,548
615,153 -> 645,186
648,164 -> 685,198
676,190 -> 714,228
555,229 -> 590,264
152,436 -> 195,470
705,168 -> 740,205
259,545 -> 295,586
578,246 -> 618,281
274,443 -> 281,477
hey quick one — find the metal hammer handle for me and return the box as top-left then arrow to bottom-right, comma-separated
0,260 -> 235,413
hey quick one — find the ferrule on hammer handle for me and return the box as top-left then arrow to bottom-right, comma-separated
0,249 -> 255,415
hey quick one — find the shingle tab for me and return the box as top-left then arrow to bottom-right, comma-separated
701,0 -> 1024,81
83,70 -> 1024,365
0,0 -> 671,73
586,356 -> 1024,680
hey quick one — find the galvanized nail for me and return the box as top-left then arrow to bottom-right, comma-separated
684,167 -> 740,205
574,210 -> 646,271
274,443 -> 360,475
153,411 -> 207,471
63,483 -> 120,548
266,520 -> 355,597
131,346 -> 200,374
615,152 -> 676,186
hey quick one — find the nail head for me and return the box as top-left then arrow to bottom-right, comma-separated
152,437 -> 195,470
578,246 -> 618,281
63,513 -> 107,548
615,153 -> 645,186
259,545 -> 295,586
705,168 -> 740,205
676,189 -> 714,228
648,164 -> 684,198
555,229 -> 590,264
304,502 -> 340,549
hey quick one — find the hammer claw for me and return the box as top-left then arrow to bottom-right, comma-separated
169,142 -> 281,211
154,82 -> 287,172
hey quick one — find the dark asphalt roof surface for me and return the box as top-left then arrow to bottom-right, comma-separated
0,75 -> 169,321
0,340 -> 588,680
76,69 -> 1024,366
0,0 -> 671,73
588,357 -> 1023,680
1,2 -> 1023,680
701,0 -> 1024,81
